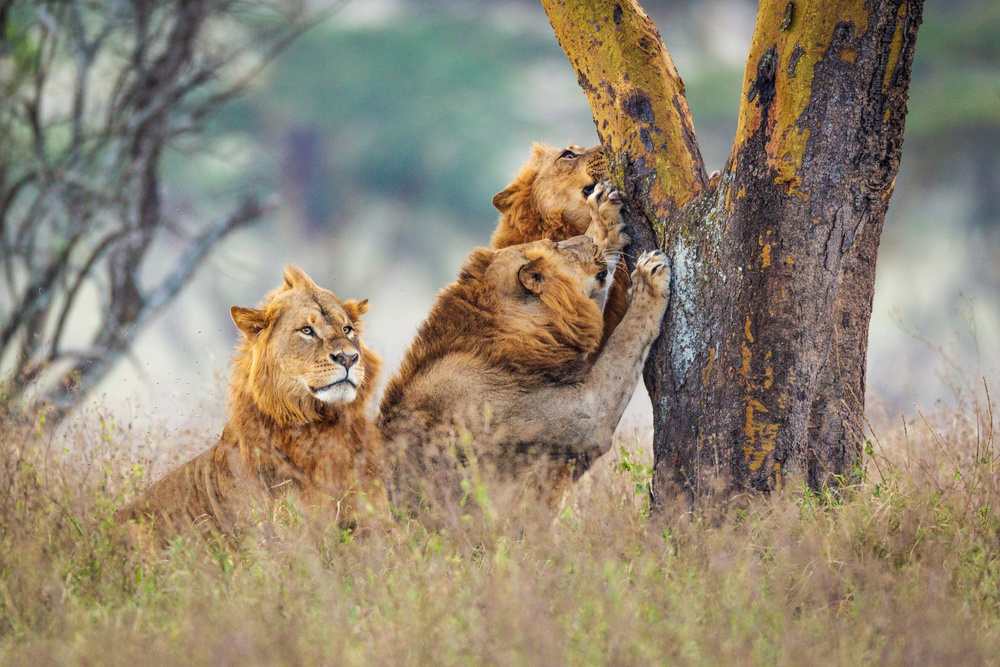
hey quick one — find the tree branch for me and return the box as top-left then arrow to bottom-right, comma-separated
0,238 -> 78,354
48,228 -> 132,362
541,0 -> 707,237
2,0 -> 318,418
140,195 -> 275,320
733,0 -> 919,197
43,194 -> 273,412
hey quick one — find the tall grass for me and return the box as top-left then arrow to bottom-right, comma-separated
1,383 -> 999,666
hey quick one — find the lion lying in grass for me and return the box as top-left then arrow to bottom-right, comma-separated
115,266 -> 388,543
491,143 -> 630,349
380,183 -> 670,512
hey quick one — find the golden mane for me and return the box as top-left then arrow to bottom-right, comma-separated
491,143 -> 608,249
379,243 -> 602,426
116,265 -> 388,544
489,143 -> 627,352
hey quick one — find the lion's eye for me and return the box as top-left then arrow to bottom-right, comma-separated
343,325 -> 354,335
299,326 -> 315,337
559,149 -> 578,160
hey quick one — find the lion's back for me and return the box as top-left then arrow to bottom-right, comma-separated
114,443 -> 267,543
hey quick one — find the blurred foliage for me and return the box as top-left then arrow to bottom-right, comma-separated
214,18 -> 566,233
76,0 -> 997,413
195,0 -> 1000,242
906,2 -> 1000,137
0,0 -> 310,414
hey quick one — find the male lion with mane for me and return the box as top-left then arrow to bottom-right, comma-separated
115,266 -> 388,544
491,143 -> 629,349
380,184 -> 670,513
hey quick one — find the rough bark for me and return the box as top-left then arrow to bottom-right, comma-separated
542,0 -> 924,501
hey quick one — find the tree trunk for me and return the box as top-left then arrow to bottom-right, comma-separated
542,0 -> 923,501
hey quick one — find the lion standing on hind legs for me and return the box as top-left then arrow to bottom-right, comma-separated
114,266 -> 389,546
380,182 -> 670,518
491,143 -> 630,350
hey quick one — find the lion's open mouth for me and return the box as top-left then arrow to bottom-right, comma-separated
582,182 -> 596,198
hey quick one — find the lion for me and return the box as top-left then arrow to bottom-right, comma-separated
114,266 -> 388,544
491,143 -> 630,350
380,184 -> 670,513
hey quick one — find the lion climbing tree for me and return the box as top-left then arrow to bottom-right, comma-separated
541,0 -> 924,501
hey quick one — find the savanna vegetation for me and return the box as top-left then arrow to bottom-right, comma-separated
1,1 -> 999,664
2,378 -> 999,663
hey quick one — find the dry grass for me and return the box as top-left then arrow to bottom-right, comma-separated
1,383 -> 999,666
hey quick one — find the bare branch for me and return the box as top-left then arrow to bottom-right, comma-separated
1,0 -> 316,417
0,239 -> 77,354
45,195 -> 272,412
141,195 -> 275,319
48,228 -> 132,362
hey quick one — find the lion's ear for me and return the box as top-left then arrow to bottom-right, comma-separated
231,306 -> 267,337
281,264 -> 316,292
518,256 -> 546,295
492,186 -> 516,214
342,298 -> 369,323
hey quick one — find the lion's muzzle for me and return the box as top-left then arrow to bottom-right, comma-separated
307,351 -> 364,404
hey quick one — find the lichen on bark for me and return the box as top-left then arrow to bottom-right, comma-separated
543,0 -> 924,500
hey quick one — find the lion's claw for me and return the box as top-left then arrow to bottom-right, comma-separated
587,180 -> 622,210
585,181 -> 628,254
631,250 -> 670,301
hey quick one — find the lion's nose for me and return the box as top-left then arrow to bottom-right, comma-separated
332,351 -> 359,370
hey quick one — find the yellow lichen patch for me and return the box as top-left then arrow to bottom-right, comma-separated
761,243 -> 772,268
882,3 -> 908,89
739,313 -> 779,472
734,0 -> 871,198
702,347 -> 716,387
840,48 -> 858,64
774,171 -> 806,198
743,399 -> 778,471
545,0 -> 704,209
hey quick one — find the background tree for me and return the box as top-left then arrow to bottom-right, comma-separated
542,0 -> 924,500
0,0 -> 316,417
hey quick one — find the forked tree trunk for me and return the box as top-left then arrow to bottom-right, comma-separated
541,0 -> 923,501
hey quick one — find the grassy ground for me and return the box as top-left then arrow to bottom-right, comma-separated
1,385 -> 998,666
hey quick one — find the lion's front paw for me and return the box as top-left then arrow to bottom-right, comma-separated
587,180 -> 622,213
585,181 -> 630,253
630,250 -> 671,302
